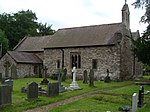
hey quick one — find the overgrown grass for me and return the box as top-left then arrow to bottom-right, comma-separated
0,78 -> 132,112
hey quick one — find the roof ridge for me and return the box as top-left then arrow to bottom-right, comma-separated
58,22 -> 122,31
13,36 -> 27,51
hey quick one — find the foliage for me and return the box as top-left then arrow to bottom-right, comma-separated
0,29 -> 9,55
131,0 -> 150,65
0,10 -> 55,50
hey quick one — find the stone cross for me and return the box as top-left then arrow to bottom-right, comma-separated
132,93 -> 138,112
72,67 -> 77,82
43,66 -> 48,78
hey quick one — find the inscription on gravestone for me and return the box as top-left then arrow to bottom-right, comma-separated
0,85 -> 12,105
27,82 -> 38,99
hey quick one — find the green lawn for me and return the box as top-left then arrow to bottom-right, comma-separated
0,78 -> 150,112
49,81 -> 150,112
0,78 -> 132,112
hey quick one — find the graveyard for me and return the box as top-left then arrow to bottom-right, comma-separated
0,75 -> 150,112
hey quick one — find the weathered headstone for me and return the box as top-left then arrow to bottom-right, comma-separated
89,69 -> 94,87
132,93 -> 138,112
83,70 -> 88,84
27,82 -> 38,99
69,67 -> 80,90
57,69 -> 66,93
104,69 -> 111,83
40,78 -> 49,85
47,82 -> 59,97
4,78 -> 13,91
138,86 -> 144,107
62,68 -> 67,81
0,73 -> 2,82
0,85 -> 12,106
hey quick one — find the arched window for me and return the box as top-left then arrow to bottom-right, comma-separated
70,52 -> 81,68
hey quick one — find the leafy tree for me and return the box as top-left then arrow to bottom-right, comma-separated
38,23 -> 55,36
132,0 -> 150,65
0,10 -> 55,50
0,29 -> 9,56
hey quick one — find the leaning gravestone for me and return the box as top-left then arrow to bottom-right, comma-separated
47,82 -> 59,97
27,82 -> 38,99
83,70 -> 88,84
89,69 -> 94,87
0,85 -> 12,106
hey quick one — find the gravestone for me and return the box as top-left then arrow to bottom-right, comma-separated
4,78 -> 13,92
132,93 -> 138,112
104,69 -> 111,83
27,82 -> 38,99
57,69 -> 66,93
138,86 -> 144,107
69,67 -> 80,90
83,70 -> 88,84
0,85 -> 12,106
62,68 -> 67,81
0,73 -> 2,82
47,82 -> 59,97
89,69 -> 94,87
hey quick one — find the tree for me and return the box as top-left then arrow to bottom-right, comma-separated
132,0 -> 150,65
0,10 -> 55,50
37,23 -> 55,36
0,29 -> 9,56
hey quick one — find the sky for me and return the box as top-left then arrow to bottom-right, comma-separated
0,0 -> 147,34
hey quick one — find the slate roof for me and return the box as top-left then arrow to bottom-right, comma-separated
45,23 -> 123,49
7,51 -> 42,64
13,35 -> 52,52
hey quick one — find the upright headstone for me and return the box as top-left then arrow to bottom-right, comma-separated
0,73 -> 2,82
89,69 -> 94,87
138,86 -> 144,107
47,82 -> 59,97
69,67 -> 80,90
4,78 -> 13,92
27,82 -> 38,99
83,70 -> 88,84
0,85 -> 12,106
132,93 -> 138,112
62,68 -> 67,81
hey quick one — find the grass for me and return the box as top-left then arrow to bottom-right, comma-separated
49,79 -> 150,112
0,78 -> 132,112
0,77 -> 150,112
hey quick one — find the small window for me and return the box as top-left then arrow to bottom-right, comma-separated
92,59 -> 97,69
56,60 -> 60,69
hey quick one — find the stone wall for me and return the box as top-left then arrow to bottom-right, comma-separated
0,53 -> 37,78
44,45 -> 121,81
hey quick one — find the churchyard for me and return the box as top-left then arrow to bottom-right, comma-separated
0,75 -> 150,112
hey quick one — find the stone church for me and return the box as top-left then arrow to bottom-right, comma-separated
0,3 -> 142,81
43,3 -> 142,81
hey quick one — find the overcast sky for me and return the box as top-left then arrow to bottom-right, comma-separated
0,0 -> 147,34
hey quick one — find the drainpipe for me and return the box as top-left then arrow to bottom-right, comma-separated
61,49 -> 64,69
